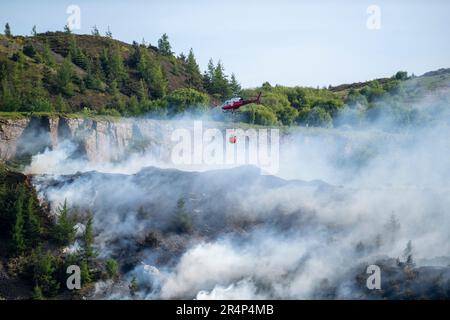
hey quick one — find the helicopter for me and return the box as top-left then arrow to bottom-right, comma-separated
220,92 -> 262,112
218,92 -> 262,144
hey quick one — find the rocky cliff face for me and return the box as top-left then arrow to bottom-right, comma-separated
0,116 -> 182,162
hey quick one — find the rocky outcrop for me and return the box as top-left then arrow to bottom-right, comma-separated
0,116 -> 180,162
0,116 -> 250,163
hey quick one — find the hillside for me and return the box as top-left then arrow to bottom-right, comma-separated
0,31 -> 216,114
1,29 -> 450,128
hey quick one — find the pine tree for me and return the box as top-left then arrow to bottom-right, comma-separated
149,64 -> 168,99
129,275 -> 139,296
106,259 -> 119,279
24,194 -> 42,246
137,50 -> 167,99
56,56 -> 74,95
403,240 -> 414,266
32,285 -> 45,300
80,261 -> 91,285
82,214 -> 95,263
212,61 -> 231,99
52,199 -> 76,246
186,49 -> 202,88
91,25 -> 100,36
105,26 -> 112,38
54,94 -> 68,112
136,79 -> 148,102
31,248 -> 60,297
69,38 -> 89,70
229,73 -> 241,96
64,24 -> 71,34
4,23 -> 12,37
203,59 -> 215,93
107,46 -> 127,83
31,25 -> 37,36
178,52 -> 186,62
157,33 -> 173,56
11,185 -> 26,254
128,95 -> 140,115
172,198 -> 192,234
207,59 -> 215,80
42,40 -> 56,67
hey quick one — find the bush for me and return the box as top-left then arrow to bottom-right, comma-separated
304,107 -> 333,127
106,259 -> 119,279
29,248 -> 60,297
241,104 -> 278,126
171,199 -> 193,234
165,88 -> 209,115
51,200 -> 76,246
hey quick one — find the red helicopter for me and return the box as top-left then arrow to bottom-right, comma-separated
220,92 -> 262,112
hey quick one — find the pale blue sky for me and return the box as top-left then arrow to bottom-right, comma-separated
1,0 -> 449,88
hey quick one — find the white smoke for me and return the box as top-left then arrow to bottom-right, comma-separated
23,83 -> 450,299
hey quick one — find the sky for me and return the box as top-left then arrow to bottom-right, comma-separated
1,0 -> 450,88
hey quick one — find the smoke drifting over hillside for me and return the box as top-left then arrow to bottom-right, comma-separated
25,87 -> 450,299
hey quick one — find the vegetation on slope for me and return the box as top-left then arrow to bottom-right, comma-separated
1,22 -> 449,128
0,164 -> 118,299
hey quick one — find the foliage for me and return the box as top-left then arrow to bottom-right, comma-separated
165,88 -> 209,115
32,285 -> 45,300
157,33 -> 173,56
51,199 -> 76,246
4,23 -> 12,37
81,214 -> 95,263
29,247 -> 60,297
186,49 -> 203,88
106,259 -> 119,279
11,185 -> 26,254
171,198 -> 193,234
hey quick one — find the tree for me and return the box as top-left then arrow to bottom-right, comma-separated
203,58 -> 215,93
105,26 -> 112,38
23,43 -> 37,58
54,94 -> 69,112
211,61 -> 231,99
82,214 -> 95,264
386,214 -> 401,234
31,25 -> 37,36
178,52 -> 186,62
42,40 -> 56,67
63,24 -> 71,34
137,51 -> 168,99
394,71 -> 408,81
136,79 -> 148,102
11,185 -> 26,254
69,38 -> 89,70
403,240 -> 414,267
172,198 -> 193,234
32,285 -> 45,300
24,195 -> 42,246
31,248 -> 60,297
127,95 -> 140,116
129,275 -> 139,296
91,25 -> 100,36
304,107 -> 332,127
52,199 -> 76,246
186,49 -> 202,88
80,261 -> 91,285
4,23 -> 12,37
56,56 -> 74,95
229,73 -> 241,96
157,33 -> 173,56
165,88 -> 209,114
106,259 -> 119,279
